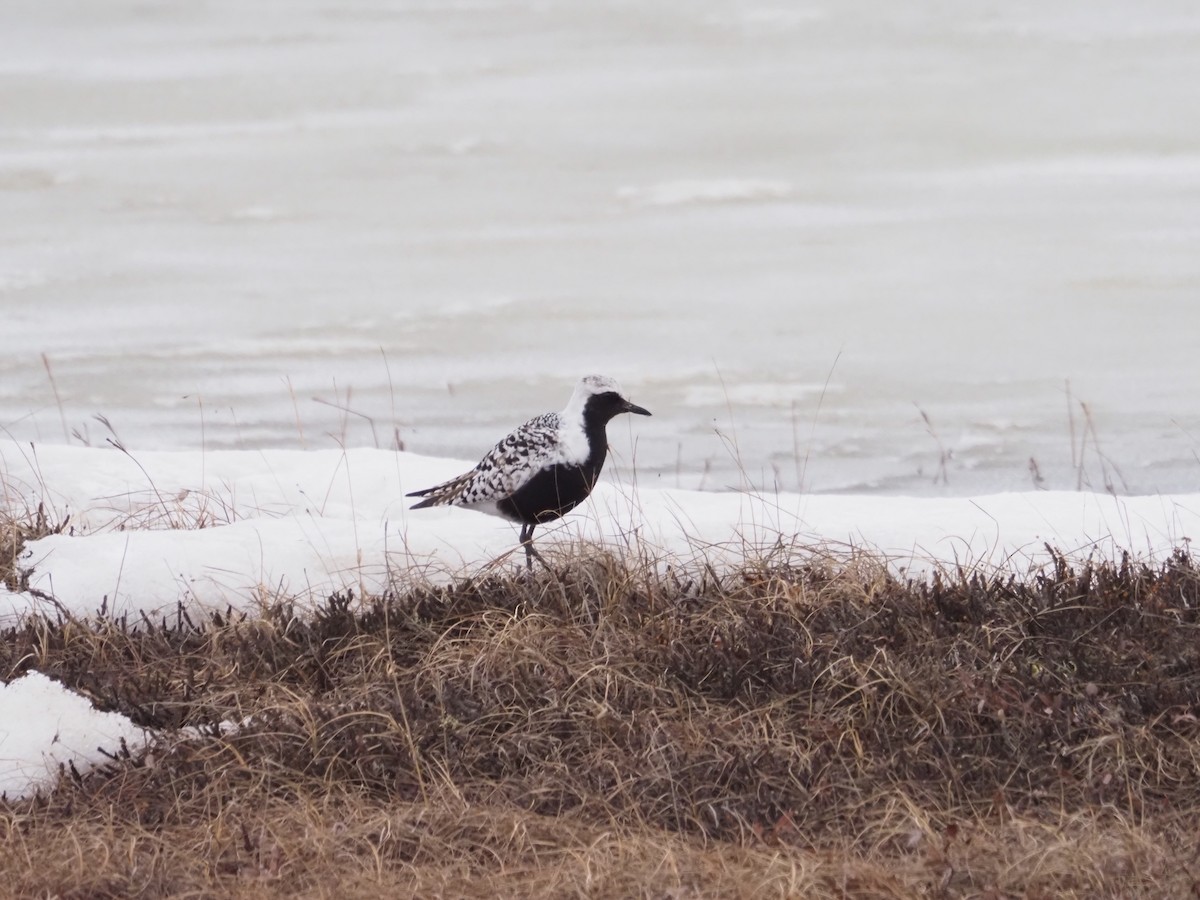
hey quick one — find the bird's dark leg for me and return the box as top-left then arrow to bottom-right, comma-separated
519,522 -> 547,571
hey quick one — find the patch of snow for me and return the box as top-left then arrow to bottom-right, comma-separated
0,671 -> 149,800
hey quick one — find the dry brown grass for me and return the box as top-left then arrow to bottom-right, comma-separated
4,535 -> 1200,898
1,502 -> 66,596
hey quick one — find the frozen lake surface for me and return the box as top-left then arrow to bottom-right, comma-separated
3,0 -> 1200,495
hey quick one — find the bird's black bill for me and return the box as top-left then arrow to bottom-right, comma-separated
624,401 -> 652,416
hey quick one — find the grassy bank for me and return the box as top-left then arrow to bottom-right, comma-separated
3,526 -> 1200,897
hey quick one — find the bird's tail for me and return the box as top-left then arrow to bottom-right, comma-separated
406,472 -> 473,509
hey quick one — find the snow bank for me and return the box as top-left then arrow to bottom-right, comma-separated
2,440 -> 1197,620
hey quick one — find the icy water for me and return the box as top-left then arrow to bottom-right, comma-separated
3,1 -> 1200,495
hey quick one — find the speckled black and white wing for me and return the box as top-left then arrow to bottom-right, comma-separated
407,412 -> 576,511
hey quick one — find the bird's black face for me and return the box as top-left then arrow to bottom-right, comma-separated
585,391 -> 652,425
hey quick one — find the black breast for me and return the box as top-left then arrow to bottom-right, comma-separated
496,458 -> 604,525
495,393 -> 624,526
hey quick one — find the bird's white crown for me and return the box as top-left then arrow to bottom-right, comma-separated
577,374 -> 624,397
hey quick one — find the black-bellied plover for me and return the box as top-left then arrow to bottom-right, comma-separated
407,375 -> 651,569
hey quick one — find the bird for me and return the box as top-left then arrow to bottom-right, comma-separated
406,375 -> 651,569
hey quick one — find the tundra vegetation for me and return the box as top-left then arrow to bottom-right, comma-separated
3,507 -> 1200,898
